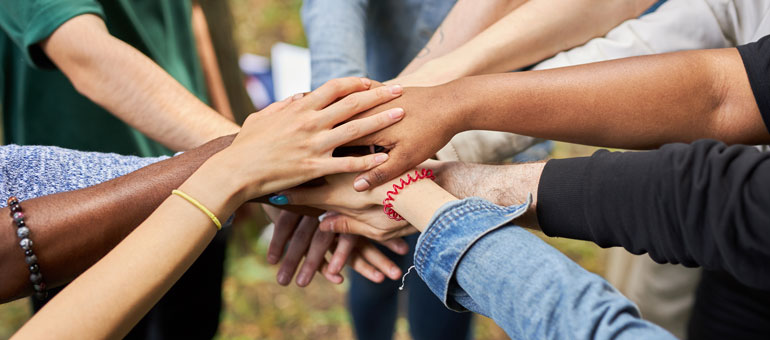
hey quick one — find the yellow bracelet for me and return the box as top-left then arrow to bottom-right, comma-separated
171,189 -> 222,230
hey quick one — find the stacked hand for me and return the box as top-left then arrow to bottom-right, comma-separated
340,84 -> 466,191
222,77 -> 407,202
210,76 -> 417,286
263,206 -> 408,287
260,160 -> 520,283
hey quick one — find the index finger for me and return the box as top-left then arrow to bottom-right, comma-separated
300,77 -> 372,110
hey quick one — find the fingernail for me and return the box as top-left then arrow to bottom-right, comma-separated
328,220 -> 336,233
267,254 -> 278,264
330,259 -> 342,273
390,267 -> 401,278
388,108 -> 404,119
318,212 -> 329,222
297,273 -> 309,286
269,195 -> 288,205
277,272 -> 290,285
374,153 -> 389,164
354,178 -> 371,191
389,85 -> 403,95
360,78 -> 372,87
292,92 -> 305,101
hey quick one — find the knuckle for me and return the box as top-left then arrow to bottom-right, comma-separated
343,123 -> 361,138
336,158 -> 357,173
376,86 -> 391,99
338,218 -> 353,234
371,168 -> 388,185
301,158 -> 322,172
375,112 -> 391,126
303,256 -> 320,268
373,231 -> 389,242
327,78 -> 346,93
338,94 -> 360,111
296,120 -> 316,132
293,228 -> 312,241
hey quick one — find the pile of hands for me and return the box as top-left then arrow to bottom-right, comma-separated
223,76 -> 472,287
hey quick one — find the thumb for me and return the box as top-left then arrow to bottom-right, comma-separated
352,147 -> 415,191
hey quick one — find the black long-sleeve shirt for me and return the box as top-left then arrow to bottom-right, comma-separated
536,36 -> 770,290
538,140 -> 770,289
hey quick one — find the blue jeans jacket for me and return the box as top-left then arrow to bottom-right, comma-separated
302,0 -> 456,88
415,197 -> 677,339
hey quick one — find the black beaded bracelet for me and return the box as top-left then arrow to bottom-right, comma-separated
7,196 -> 47,300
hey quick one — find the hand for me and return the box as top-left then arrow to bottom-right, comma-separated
264,208 -> 407,286
219,77 -> 407,201
265,208 -> 327,285
340,84 -> 465,191
280,172 -> 420,241
325,234 -> 407,283
319,208 -> 417,242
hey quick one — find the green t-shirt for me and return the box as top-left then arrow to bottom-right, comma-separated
0,0 -> 208,156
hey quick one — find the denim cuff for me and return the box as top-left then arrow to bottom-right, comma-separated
414,197 -> 530,311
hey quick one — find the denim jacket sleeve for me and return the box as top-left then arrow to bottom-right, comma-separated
414,197 -> 676,339
301,0 -> 369,89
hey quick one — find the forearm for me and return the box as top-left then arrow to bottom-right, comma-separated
415,0 -> 656,83
12,160 -> 238,339
538,140 -> 770,289
451,48 -> 767,149
398,0 -> 525,78
433,161 -> 543,228
387,180 -> 458,231
42,14 -> 239,151
0,135 -> 234,302
434,200 -> 674,339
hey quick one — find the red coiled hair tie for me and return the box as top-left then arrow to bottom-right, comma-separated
382,168 -> 435,221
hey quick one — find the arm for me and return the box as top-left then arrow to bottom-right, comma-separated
437,140 -> 770,289
396,0 -> 526,80
398,0 -> 658,86
532,0 -> 735,71
0,136 -> 234,302
284,169 -> 674,339
41,14 -> 240,151
413,196 -> 675,340
301,0 -> 369,89
536,140 -> 770,290
460,49 -> 764,147
351,45 -> 767,188
11,77 -> 402,338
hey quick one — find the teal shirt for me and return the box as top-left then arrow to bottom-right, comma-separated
0,0 -> 208,156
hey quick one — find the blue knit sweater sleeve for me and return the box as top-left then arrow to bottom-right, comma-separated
0,144 -> 168,207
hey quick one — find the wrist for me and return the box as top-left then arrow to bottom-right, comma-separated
410,59 -> 464,87
179,153 -> 248,218
436,78 -> 475,134
371,169 -> 458,231
391,179 -> 457,232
